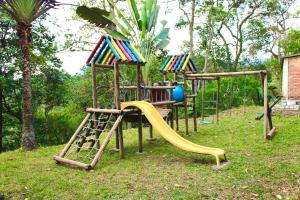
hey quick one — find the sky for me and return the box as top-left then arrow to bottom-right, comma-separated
47,0 -> 300,75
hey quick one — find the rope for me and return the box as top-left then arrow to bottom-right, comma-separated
64,112 -> 115,162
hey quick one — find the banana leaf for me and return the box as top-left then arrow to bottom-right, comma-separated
154,6 -> 160,28
104,28 -> 127,40
104,15 -> 131,36
156,27 -> 170,40
156,38 -> 170,49
127,0 -> 142,30
76,6 -> 114,28
146,0 -> 154,22
147,5 -> 158,32
106,0 -> 133,32
141,5 -> 147,39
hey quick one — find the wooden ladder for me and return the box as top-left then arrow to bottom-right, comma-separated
54,108 -> 123,170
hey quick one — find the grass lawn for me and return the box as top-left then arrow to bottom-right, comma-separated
0,107 -> 300,199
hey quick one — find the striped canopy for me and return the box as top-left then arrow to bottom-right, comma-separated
160,54 -> 197,73
86,35 -> 146,65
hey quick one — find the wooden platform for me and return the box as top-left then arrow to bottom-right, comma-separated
123,108 -> 171,123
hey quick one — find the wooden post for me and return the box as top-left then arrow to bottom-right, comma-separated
175,105 -> 179,131
114,61 -> 124,158
148,125 -> 154,140
91,62 -> 101,148
267,104 -> 273,129
216,77 -> 220,123
137,65 -> 143,153
192,80 -> 197,132
201,80 -> 205,121
263,73 -> 269,139
183,75 -> 189,135
92,62 -> 97,108
170,85 -> 174,129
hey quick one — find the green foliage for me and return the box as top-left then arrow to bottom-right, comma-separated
196,76 -> 263,117
264,58 -> 282,87
279,29 -> 300,55
34,104 -> 84,145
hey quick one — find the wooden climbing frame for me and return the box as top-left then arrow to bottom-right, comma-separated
185,70 -> 276,140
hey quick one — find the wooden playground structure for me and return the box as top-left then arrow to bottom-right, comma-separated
54,35 -> 275,170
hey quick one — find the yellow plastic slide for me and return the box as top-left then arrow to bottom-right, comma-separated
121,101 -> 226,166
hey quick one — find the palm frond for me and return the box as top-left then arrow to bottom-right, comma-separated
0,0 -> 59,24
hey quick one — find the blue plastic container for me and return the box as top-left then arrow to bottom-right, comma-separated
172,85 -> 184,102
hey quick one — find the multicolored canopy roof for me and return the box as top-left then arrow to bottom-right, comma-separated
160,54 -> 197,73
86,35 -> 146,65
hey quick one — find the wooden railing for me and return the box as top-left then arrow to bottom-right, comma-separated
120,85 -> 175,105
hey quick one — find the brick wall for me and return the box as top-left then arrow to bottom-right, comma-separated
288,56 -> 300,100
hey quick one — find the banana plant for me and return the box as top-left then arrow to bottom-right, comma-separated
76,0 -> 170,83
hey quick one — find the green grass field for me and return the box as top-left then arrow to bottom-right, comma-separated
0,107 -> 300,199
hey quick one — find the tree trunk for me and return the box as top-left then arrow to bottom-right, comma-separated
0,87 -> 3,153
217,25 -> 231,70
203,17 -> 214,73
189,0 -> 196,53
17,23 -> 36,151
277,32 -> 281,63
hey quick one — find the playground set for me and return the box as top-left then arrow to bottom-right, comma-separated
54,35 -> 275,170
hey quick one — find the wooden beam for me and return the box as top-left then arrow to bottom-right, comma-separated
148,125 -> 154,140
216,78 -> 220,123
263,73 -> 269,139
93,63 -> 114,69
186,70 -> 267,78
151,101 -> 176,106
137,65 -> 143,153
119,62 -> 146,66
143,86 -> 175,89
86,108 -> 122,114
123,86 -> 137,89
175,105 -> 179,131
91,62 -> 97,108
170,86 -> 174,129
183,76 -> 189,135
192,80 -> 197,132
54,156 -> 91,170
266,127 -> 276,140
186,77 -> 219,80
256,96 -> 282,120
201,80 -> 205,121
114,61 -> 124,158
